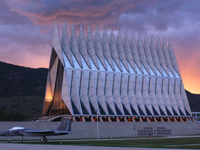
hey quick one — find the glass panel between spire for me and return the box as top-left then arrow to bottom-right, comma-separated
112,59 -> 121,73
71,52 -> 81,69
105,58 -> 113,72
120,61 -> 128,73
167,66 -> 174,77
127,61 -> 135,74
134,62 -> 143,75
62,51 -> 72,69
155,65 -> 162,76
161,66 -> 168,77
80,54 -> 90,70
147,63 -> 155,76
88,55 -> 98,71
141,62 -> 149,75
173,68 -> 181,78
97,57 -> 106,71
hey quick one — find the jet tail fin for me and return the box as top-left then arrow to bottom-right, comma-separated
56,118 -> 71,131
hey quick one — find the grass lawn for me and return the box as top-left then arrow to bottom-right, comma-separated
1,137 -> 200,149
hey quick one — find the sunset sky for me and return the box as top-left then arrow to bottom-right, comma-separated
0,0 -> 200,94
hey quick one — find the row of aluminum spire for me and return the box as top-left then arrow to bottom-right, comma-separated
42,19 -> 192,118
55,20 -> 180,77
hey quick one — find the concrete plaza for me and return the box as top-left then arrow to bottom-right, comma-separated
0,143 -> 193,150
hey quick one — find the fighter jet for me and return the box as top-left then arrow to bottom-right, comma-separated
0,118 -> 72,142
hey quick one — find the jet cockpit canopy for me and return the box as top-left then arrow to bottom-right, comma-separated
9,127 -> 25,131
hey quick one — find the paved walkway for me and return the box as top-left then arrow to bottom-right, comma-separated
57,135 -> 200,141
24,135 -> 200,142
0,143 -> 194,150
1,134 -> 200,141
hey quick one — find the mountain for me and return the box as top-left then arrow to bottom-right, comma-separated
0,61 -> 48,121
0,60 -> 199,121
185,90 -> 200,112
0,61 -> 47,97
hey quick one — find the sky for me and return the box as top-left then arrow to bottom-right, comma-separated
0,0 -> 200,94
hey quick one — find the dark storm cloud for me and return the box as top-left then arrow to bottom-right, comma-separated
116,0 -> 200,32
0,0 -> 31,25
3,0 -> 200,31
0,0 -> 200,93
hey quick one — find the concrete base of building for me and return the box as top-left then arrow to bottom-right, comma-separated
38,115 -> 194,122
0,121 -> 199,140
71,116 -> 193,122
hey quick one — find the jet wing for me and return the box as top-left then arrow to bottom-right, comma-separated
54,130 -> 73,134
22,130 -> 55,136
24,130 -> 54,134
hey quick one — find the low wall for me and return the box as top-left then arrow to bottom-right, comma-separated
0,121 -> 199,140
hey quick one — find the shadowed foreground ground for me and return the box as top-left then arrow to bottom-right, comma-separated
1,136 -> 200,149
0,143 -> 191,150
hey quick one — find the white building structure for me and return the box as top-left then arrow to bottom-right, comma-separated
42,19 -> 192,122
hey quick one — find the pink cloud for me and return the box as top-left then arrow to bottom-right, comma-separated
1,0 -> 200,93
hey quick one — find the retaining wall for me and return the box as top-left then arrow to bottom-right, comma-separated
0,121 -> 199,140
